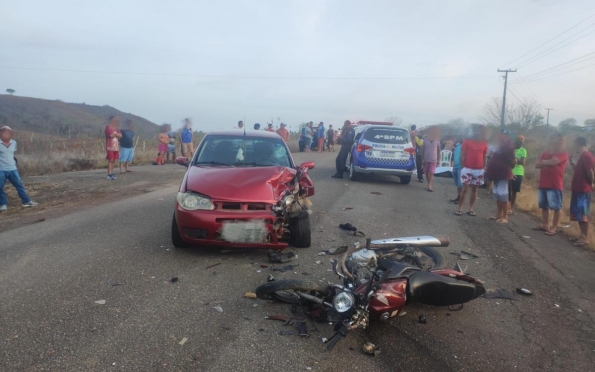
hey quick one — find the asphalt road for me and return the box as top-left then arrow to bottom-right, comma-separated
1,151 -> 594,372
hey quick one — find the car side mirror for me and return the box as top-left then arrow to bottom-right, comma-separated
299,161 -> 315,170
176,156 -> 190,168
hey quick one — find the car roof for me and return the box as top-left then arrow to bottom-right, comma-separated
206,130 -> 281,138
354,125 -> 410,135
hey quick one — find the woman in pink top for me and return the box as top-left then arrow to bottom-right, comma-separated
421,126 -> 441,192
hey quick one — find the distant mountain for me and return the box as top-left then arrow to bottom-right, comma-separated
0,95 -> 159,139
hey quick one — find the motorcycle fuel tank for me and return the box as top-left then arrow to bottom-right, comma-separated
365,279 -> 407,320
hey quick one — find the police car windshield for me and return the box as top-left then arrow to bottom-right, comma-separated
364,127 -> 409,144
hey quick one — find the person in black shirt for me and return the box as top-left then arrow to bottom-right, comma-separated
332,120 -> 355,178
119,120 -> 135,173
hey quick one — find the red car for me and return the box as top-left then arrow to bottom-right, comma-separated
172,130 -> 315,249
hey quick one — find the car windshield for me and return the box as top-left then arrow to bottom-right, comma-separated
364,127 -> 409,144
194,135 -> 292,168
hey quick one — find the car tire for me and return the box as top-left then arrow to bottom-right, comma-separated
290,213 -> 311,248
171,214 -> 190,248
399,175 -> 411,185
349,162 -> 360,181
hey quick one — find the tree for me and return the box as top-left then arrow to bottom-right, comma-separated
385,116 -> 403,126
480,97 -> 543,129
585,118 -> 595,127
6,89 -> 15,95
558,118 -> 578,132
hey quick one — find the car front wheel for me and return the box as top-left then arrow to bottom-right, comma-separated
289,213 -> 311,248
171,214 -> 190,248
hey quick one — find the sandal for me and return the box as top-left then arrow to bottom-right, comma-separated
545,230 -> 558,236
532,226 -> 548,231
573,241 -> 588,247
467,211 -> 476,216
454,211 -> 463,216
488,216 -> 498,220
427,188 -> 434,192
496,219 -> 508,224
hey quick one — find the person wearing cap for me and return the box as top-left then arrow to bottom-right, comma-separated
0,126 -> 39,211
485,129 -> 516,223
266,123 -> 275,133
276,123 -> 289,143
509,135 -> 527,215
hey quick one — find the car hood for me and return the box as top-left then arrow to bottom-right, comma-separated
184,166 -> 297,204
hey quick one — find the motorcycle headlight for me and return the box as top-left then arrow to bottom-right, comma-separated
333,291 -> 355,313
176,192 -> 215,211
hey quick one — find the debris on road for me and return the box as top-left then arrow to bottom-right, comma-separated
451,251 -> 479,260
268,251 -> 296,263
522,236 -> 531,239
554,304 -> 560,308
295,321 -> 309,337
279,330 -> 295,336
260,264 -> 268,268
244,292 -> 257,299
342,207 -> 353,211
483,289 -> 517,301
339,223 -> 365,236
419,315 -> 427,324
516,288 -> 533,296
94,300 -> 106,305
319,246 -> 348,256
205,263 -> 222,269
272,264 -> 298,272
315,261 -> 321,265
321,337 -> 328,343
170,277 -> 179,283
179,337 -> 188,345
214,306 -> 223,313
362,342 -> 380,356
267,274 -> 274,282
370,191 -> 383,195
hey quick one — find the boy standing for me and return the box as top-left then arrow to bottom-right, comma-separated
508,136 -> 527,214
421,126 -> 441,192
119,120 -> 135,173
105,116 -> 122,180
0,126 -> 38,211
534,132 -> 568,236
456,125 -> 488,216
568,137 -> 595,246
180,118 -> 194,158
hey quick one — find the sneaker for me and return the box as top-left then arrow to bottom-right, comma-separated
111,174 -> 117,179
0,205 -> 7,212
22,201 -> 39,207
107,174 -> 113,180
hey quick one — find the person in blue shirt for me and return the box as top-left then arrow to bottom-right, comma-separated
450,139 -> 463,203
317,122 -> 326,153
332,120 -> 355,178
0,126 -> 38,212
179,118 -> 194,158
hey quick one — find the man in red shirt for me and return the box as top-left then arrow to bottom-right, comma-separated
568,137 -> 595,246
104,116 -> 122,180
456,125 -> 488,216
534,132 -> 568,235
276,123 -> 289,143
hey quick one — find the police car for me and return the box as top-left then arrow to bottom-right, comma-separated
346,124 -> 415,184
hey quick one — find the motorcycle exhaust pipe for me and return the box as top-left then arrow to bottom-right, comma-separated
370,235 -> 450,248
297,291 -> 333,308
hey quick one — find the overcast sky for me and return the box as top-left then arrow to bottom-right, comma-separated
1,0 -> 594,131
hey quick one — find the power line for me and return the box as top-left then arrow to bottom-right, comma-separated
0,66 -> 496,80
516,26 -> 595,68
511,74 -> 536,99
499,12 -> 595,68
514,72 -> 540,100
517,63 -> 595,83
519,51 -> 595,80
507,86 -> 524,104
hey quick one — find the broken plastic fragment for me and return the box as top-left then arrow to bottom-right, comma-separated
244,292 -> 257,299
214,306 -> 223,313
170,277 -> 179,283
179,337 -> 188,345
94,300 -> 106,305
554,304 -> 560,308
321,337 -> 328,343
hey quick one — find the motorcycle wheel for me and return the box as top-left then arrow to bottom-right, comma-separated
255,279 -> 330,304
399,246 -> 445,270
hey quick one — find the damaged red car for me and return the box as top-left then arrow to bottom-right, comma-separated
172,130 -> 315,249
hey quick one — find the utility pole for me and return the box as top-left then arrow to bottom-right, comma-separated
545,108 -> 553,134
497,69 -> 517,129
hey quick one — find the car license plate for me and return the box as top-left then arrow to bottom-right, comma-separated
379,151 -> 396,158
221,220 -> 267,243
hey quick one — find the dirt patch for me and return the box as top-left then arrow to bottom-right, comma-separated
0,165 -> 187,233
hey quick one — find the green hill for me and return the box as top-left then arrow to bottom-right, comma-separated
0,95 -> 159,139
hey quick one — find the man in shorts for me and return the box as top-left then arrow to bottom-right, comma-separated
450,139 -> 463,203
508,136 -> 527,214
534,132 -> 568,236
486,129 -> 516,223
456,125 -> 488,216
167,129 -> 177,163
180,118 -> 194,158
568,136 -> 595,246
105,116 -> 122,180
327,125 -> 335,151
119,120 -> 135,173
421,126 -> 441,192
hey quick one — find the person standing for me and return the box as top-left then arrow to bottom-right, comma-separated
119,120 -> 135,173
421,127 -> 441,192
486,129 -> 516,224
0,126 -> 38,211
317,122 -> 326,153
534,132 -> 568,236
456,125 -> 488,216
266,123 -> 275,133
327,125 -> 335,151
508,136 -> 527,215
180,118 -> 194,158
167,129 -> 177,163
305,122 -> 314,152
276,123 -> 289,143
332,120 -> 354,178
237,120 -> 244,130
568,137 -> 594,246
105,116 -> 122,180
155,124 -> 170,165
450,139 -> 463,203
411,125 -> 424,183
253,123 -> 261,130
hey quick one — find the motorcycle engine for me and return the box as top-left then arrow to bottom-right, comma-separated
346,249 -> 378,286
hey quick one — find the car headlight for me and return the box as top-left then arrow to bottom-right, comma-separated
176,192 -> 215,211
333,291 -> 355,313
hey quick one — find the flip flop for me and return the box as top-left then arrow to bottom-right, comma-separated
454,211 -> 463,216
488,216 -> 498,220
427,189 -> 434,192
545,230 -> 558,236
467,211 -> 476,216
507,210 -> 513,215
573,241 -> 588,247
532,226 -> 548,231
496,219 -> 508,224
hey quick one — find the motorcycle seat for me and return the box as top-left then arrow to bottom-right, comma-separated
377,258 -> 421,279
407,271 -> 479,306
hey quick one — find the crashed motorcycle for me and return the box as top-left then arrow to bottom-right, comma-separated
255,236 -> 486,350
